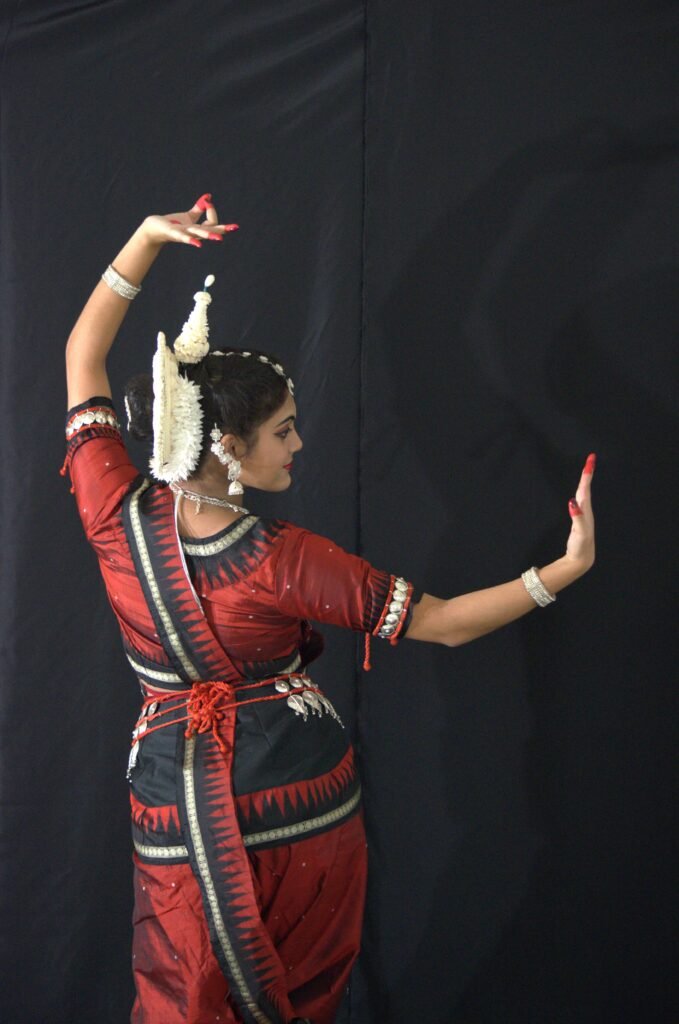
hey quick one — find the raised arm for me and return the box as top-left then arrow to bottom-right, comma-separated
65,194 -> 237,408
406,454 -> 596,645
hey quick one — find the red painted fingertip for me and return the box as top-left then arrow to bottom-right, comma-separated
169,219 -> 181,224
189,238 -> 203,248
584,452 -> 596,474
223,223 -> 239,231
195,193 -> 213,211
569,498 -> 583,517
208,232 -> 223,241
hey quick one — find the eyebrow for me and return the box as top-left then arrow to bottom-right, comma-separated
275,414 -> 296,427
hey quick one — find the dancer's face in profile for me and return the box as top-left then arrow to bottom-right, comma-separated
238,391 -> 302,492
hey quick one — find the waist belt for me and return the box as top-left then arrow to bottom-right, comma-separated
128,672 -> 342,780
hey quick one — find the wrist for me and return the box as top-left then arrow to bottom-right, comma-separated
109,224 -> 164,290
134,219 -> 165,250
538,556 -> 587,595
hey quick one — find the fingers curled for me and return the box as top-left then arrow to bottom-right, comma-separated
193,193 -> 213,212
203,204 -> 219,226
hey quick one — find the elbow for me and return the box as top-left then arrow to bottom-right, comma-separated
441,627 -> 476,648
65,333 -> 78,365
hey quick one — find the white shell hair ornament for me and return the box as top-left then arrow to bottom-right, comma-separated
213,350 -> 295,395
149,275 -> 215,483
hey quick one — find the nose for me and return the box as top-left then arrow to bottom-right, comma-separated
291,428 -> 303,453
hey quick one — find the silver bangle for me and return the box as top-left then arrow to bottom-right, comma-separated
521,566 -> 556,607
102,264 -> 141,300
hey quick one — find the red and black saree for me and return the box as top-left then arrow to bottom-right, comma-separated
63,397 -> 414,1024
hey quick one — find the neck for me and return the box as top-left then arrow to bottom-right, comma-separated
171,476 -> 248,538
175,467 -> 243,505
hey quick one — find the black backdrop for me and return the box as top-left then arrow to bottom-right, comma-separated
0,2 -> 676,1022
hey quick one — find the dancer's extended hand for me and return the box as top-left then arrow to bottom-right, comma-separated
564,453 -> 596,575
139,193 -> 239,248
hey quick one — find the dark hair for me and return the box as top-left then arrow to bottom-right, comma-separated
124,348 -> 290,476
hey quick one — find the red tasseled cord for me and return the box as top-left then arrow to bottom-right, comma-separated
185,682 -> 232,760
363,633 -> 372,671
59,457 -> 75,493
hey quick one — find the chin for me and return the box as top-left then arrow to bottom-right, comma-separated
247,477 -> 291,493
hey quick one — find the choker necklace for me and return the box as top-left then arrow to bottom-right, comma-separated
170,483 -> 250,517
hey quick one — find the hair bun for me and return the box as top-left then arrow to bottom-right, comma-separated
124,373 -> 154,441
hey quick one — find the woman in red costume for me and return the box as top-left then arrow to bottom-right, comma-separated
63,194 -> 596,1024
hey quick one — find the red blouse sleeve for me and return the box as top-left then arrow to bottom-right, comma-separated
273,524 -> 415,645
62,396 -> 140,548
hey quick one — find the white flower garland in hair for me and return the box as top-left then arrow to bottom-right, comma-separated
149,276 -> 216,484
173,274 -> 214,363
148,273 -> 294,484
150,332 -> 204,483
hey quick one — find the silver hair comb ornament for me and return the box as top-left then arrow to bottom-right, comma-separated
213,350 -> 294,395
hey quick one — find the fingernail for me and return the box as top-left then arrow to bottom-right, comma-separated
223,224 -> 239,231
196,193 -> 213,210
569,499 -> 582,516
190,239 -> 203,248
169,219 -> 181,224
584,453 -> 596,474
208,232 -> 223,241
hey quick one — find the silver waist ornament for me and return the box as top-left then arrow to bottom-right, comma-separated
275,676 -> 344,727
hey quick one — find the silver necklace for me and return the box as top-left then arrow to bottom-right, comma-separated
170,483 -> 250,517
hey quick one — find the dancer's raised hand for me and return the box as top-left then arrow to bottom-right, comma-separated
564,453 -> 596,574
140,193 -> 239,248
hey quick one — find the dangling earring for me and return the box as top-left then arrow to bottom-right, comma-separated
210,425 -> 229,465
227,456 -> 243,496
210,426 -> 244,495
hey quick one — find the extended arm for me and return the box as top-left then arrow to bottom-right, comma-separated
406,455 -> 596,646
65,195 -> 236,408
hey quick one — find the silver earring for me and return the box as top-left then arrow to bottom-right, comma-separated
210,425 -> 229,466
210,425 -> 244,494
227,456 -> 243,495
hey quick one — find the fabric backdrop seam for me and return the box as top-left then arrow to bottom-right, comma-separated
352,2 -> 370,1022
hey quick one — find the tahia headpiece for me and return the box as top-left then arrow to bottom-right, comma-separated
149,275 -> 214,483
149,274 -> 294,484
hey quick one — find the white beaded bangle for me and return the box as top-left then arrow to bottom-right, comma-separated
521,566 -> 556,607
102,264 -> 141,300
377,577 -> 409,637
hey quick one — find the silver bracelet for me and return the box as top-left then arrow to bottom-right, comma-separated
521,566 -> 556,607
102,264 -> 141,300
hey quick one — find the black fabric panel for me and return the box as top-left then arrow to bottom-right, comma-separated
0,3 -> 364,1022
355,4 -> 677,1024
0,2 -> 676,1023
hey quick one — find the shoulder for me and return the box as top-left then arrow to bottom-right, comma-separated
267,519 -> 342,554
64,396 -> 141,536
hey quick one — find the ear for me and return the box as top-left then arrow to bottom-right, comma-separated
218,432 -> 247,459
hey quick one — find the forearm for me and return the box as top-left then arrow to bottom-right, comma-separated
65,226 -> 162,407
406,556 -> 589,647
